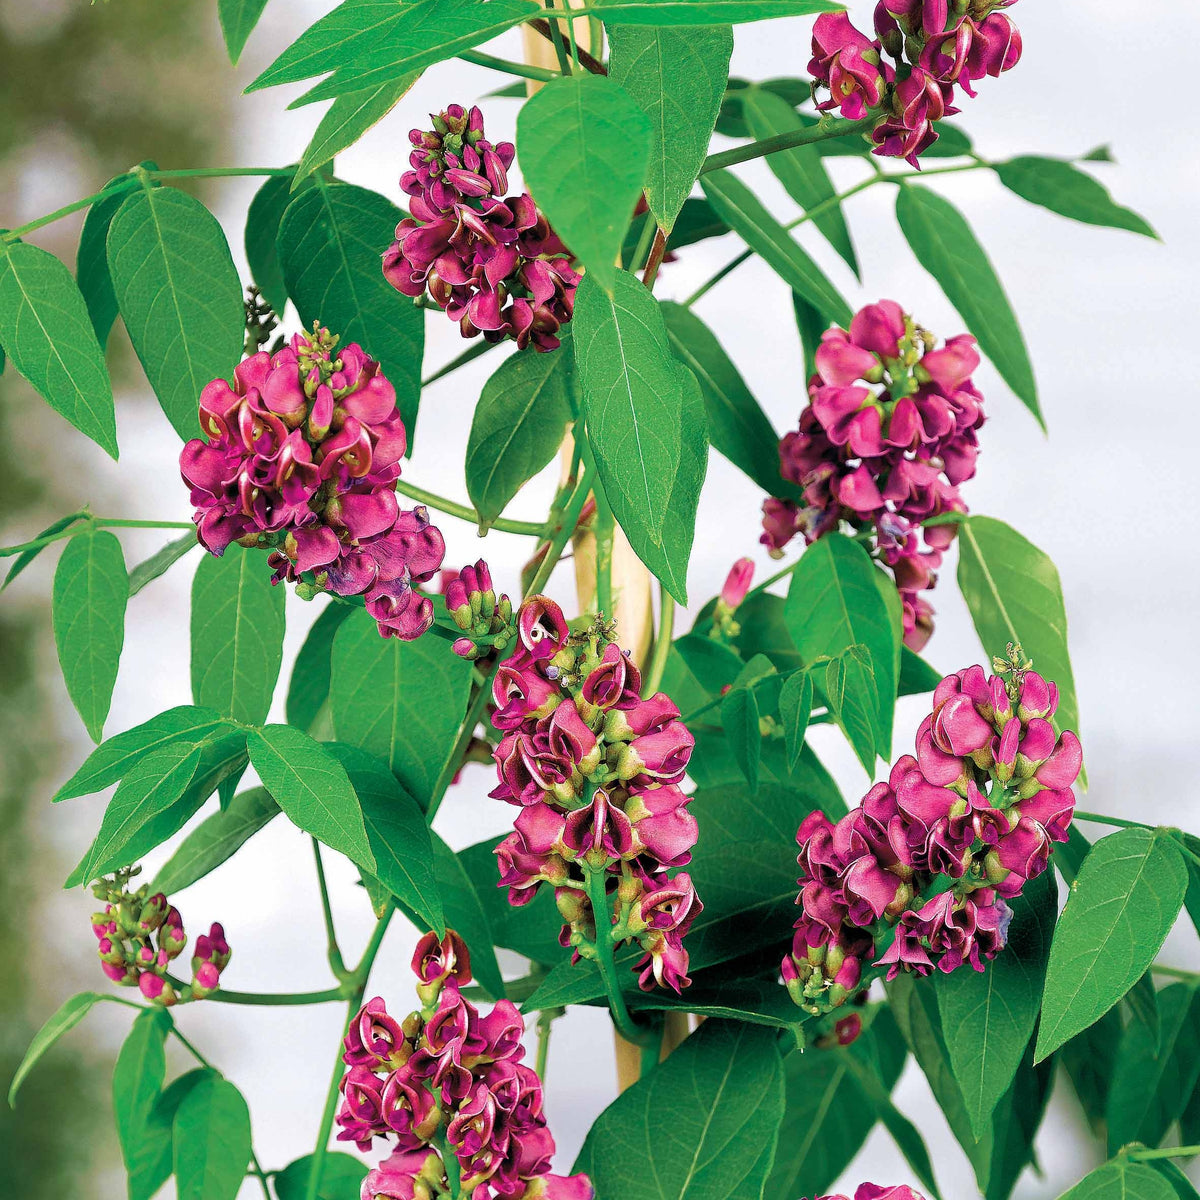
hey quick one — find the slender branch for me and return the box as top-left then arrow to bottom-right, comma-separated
1072,811 -> 1153,831
541,0 -> 575,75
426,664 -> 499,821
1150,965 -> 1200,983
641,587 -> 675,698
744,557 -> 802,601
534,1008 -> 555,1080
640,227 -> 668,289
313,839 -> 347,980
1,518 -> 194,558
393,480 -> 547,537
420,338 -> 498,388
528,15 -> 606,75
583,866 -> 655,1046
458,49 -> 560,82
1124,1144 -> 1200,1162
201,985 -> 345,1006
699,118 -> 871,176
524,469 -> 592,598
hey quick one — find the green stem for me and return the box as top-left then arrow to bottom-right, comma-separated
640,227 -> 668,289
542,0 -> 575,75
420,338 -> 498,388
393,480 -> 546,537
642,587 -> 675,698
700,117 -> 871,176
1,518 -> 194,558
313,839 -> 348,980
628,209 -> 657,272
743,557 -> 802,601
305,904 -> 395,1200
427,663 -> 499,821
534,1009 -> 555,1080
171,1028 -> 273,1198
639,1034 -> 661,1079
1073,811 -> 1152,831
458,49 -> 560,82
1150,965 -> 1200,983
582,866 -> 654,1047
1125,1144 -> 1200,1162
525,470 -> 591,599
203,985 -> 345,1006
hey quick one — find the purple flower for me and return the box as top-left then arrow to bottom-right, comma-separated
810,13 -> 890,121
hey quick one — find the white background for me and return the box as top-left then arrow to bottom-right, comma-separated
9,1 -> 1200,1195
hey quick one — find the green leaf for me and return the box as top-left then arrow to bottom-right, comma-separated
287,602 -> 354,734
77,176 -> 133,348
246,0 -> 414,92
779,670 -> 812,771
465,333 -> 576,529
296,75 -> 419,184
957,515 -> 1083,775
785,534 -> 898,756
995,156 -> 1157,239
245,173 -> 304,314
0,240 -> 117,457
742,86 -> 858,275
190,548 -> 285,726
574,270 -> 683,549
661,301 -> 792,498
721,681 -> 761,791
518,74 -> 652,294
218,0 -> 270,64
895,184 -> 1040,427
524,777 -> 816,1011
8,992 -> 103,1106
172,1071 -> 252,1200
2,511 -> 86,593
608,23 -> 732,233
278,0 -> 543,105
127,1070 -> 205,1200
1060,1005 -> 1122,1137
1146,1162 -> 1200,1200
1057,1160 -> 1178,1200
617,362 -> 708,603
820,646 -> 879,775
150,786 -> 280,895
702,168 -> 852,325
274,1153 -> 368,1200
766,1007 -> 906,1200
326,743 -> 442,933
792,291 -> 823,379
935,867 -> 1058,1137
329,607 -> 472,808
1037,828 -> 1188,1061
277,181 -> 424,436
590,0 -> 842,21
54,705 -> 228,802
573,1020 -> 785,1198
900,645 -> 943,696
428,834 -> 505,1001
114,1008 -> 171,1176
247,725 -> 376,874
66,731 -> 249,887
52,527 -> 128,740
1107,980 -> 1200,1153
128,532 -> 197,597
107,186 -> 244,441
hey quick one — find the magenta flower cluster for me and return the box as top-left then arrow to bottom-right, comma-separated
447,559 -> 515,662
782,650 -> 1081,1014
338,931 -> 591,1200
810,1 -> 1021,166
813,1186 -> 926,1200
180,324 -> 446,639
490,597 -> 701,993
91,871 -> 229,1007
383,104 -> 580,352
761,299 -> 985,650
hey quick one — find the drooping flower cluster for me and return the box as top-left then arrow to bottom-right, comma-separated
782,647 -> 1081,1015
489,597 -> 701,992
383,104 -> 580,352
812,1186 -> 926,1200
180,324 -> 446,639
810,1 -> 1021,166
90,868 -> 230,1007
447,559 -> 515,662
337,931 -> 592,1200
761,299 -> 984,649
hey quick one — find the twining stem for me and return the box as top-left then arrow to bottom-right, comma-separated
641,587 -> 675,698
582,866 -> 654,1047
201,985 -> 345,1006
699,117 -> 872,176
1150,965 -> 1200,983
641,228 -> 668,288
458,49 -> 560,82
541,0 -> 575,75
1073,811 -> 1153,831
1124,1144 -> 1200,1162
742,557 -> 802,601
1,518 -> 194,558
420,338 -> 498,388
427,662 -> 500,822
392,480 -> 547,537
525,469 -> 592,598
534,1008 -> 555,1079
305,903 -> 396,1200
313,839 -> 347,980
171,1025 -> 273,1199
